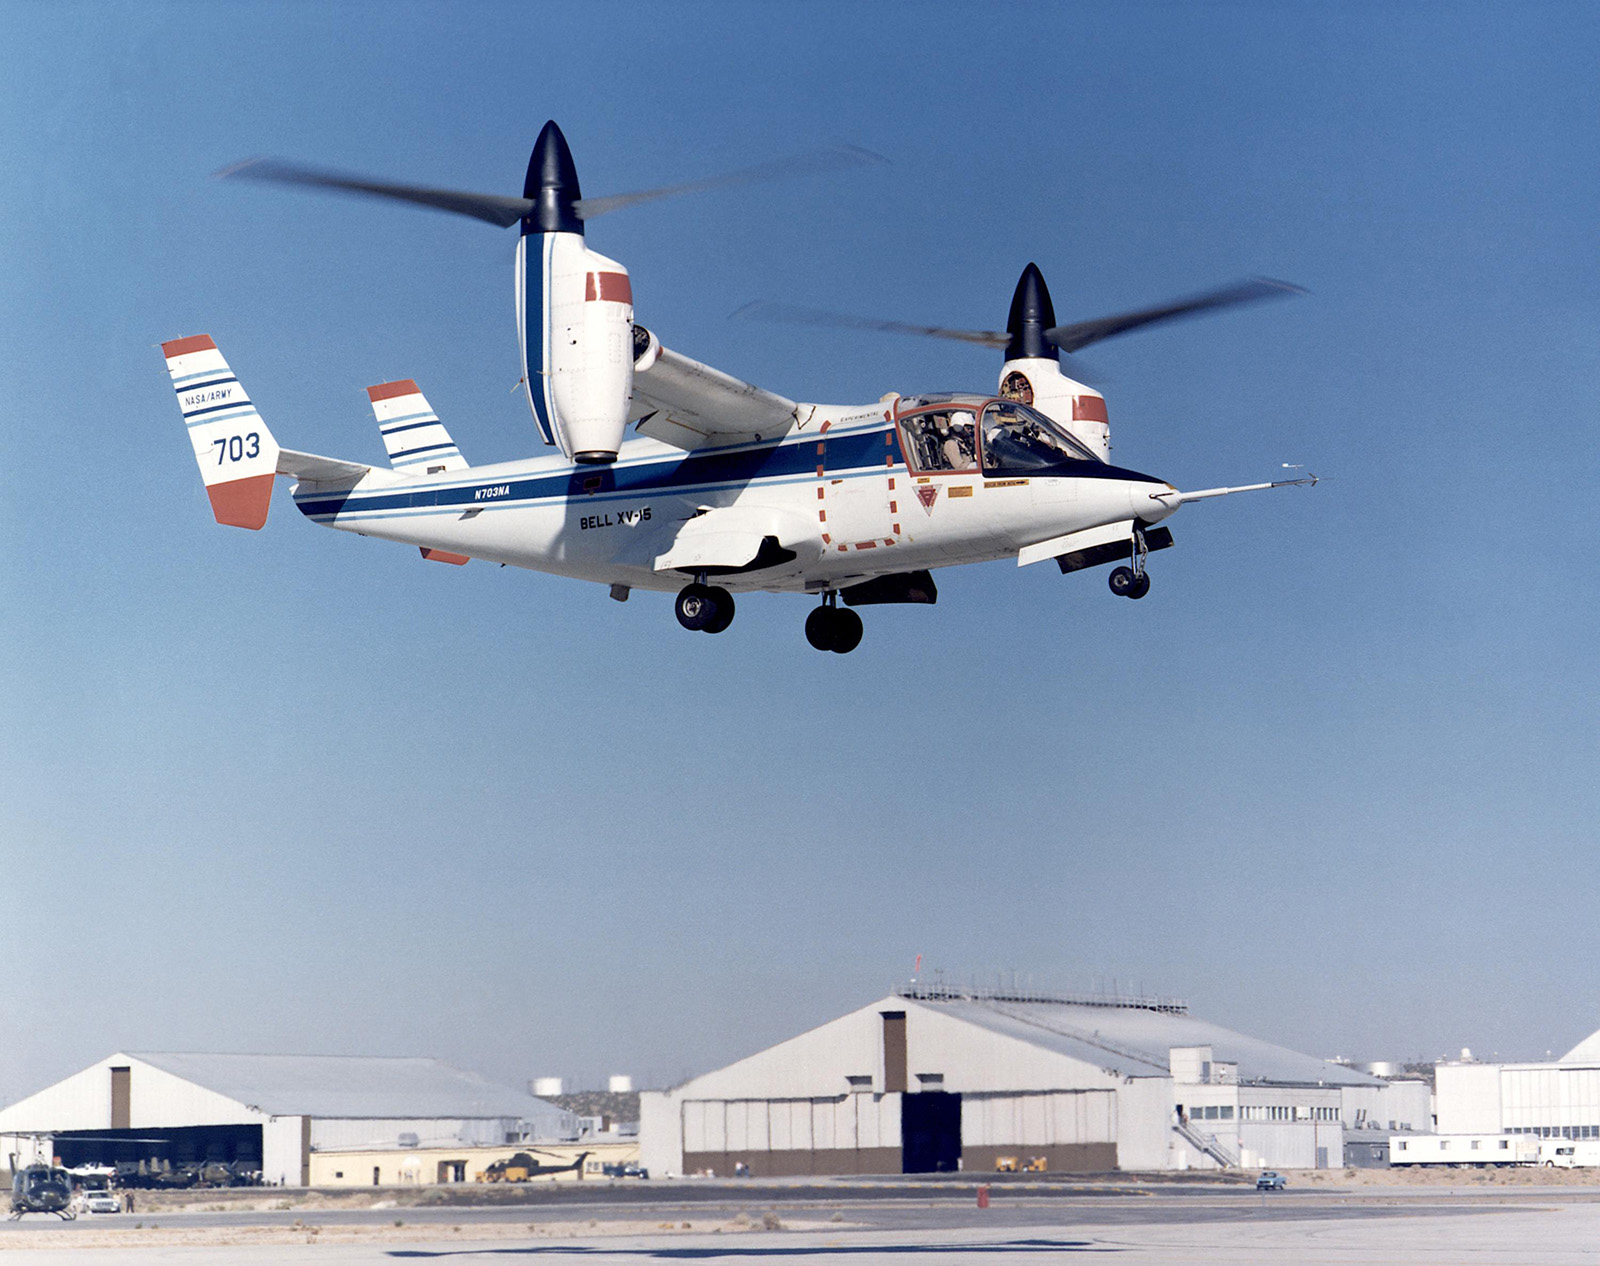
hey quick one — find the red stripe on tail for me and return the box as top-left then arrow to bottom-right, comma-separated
163,335 -> 216,358
368,380 -> 421,402
206,473 -> 275,530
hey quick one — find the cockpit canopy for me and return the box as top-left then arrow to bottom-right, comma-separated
895,394 -> 1100,475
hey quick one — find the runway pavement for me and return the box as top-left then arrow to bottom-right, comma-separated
3,1180 -> 1597,1264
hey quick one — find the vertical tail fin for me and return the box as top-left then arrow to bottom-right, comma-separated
162,336 -> 282,529
366,380 -> 469,474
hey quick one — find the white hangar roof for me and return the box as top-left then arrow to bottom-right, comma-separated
917,995 -> 1380,1087
661,989 -> 1380,1102
0,1052 -> 570,1134
127,1052 -> 562,1120
1561,1028 -> 1600,1063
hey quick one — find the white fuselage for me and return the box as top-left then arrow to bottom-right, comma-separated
292,402 -> 1177,594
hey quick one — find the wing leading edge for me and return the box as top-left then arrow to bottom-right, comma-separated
630,330 -> 801,451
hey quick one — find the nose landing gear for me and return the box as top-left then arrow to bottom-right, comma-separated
805,592 -> 863,653
675,581 -> 735,633
1108,527 -> 1153,599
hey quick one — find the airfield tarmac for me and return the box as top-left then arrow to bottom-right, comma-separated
3,1176 -> 1599,1265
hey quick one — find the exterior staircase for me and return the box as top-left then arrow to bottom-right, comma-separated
1174,1120 -> 1238,1168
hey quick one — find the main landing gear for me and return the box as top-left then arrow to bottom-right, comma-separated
805,592 -> 863,654
675,581 -> 735,634
1108,527 -> 1152,600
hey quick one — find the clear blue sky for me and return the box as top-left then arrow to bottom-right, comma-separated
3,0 -> 1599,1103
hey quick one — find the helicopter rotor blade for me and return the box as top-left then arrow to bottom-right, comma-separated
216,158 -> 534,229
732,300 -> 1008,349
573,145 -> 888,220
732,300 -> 1105,381
1044,277 -> 1305,354
220,144 -> 886,229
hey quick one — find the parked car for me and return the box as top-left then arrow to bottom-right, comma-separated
602,1162 -> 649,1179
1255,1171 -> 1287,1191
82,1189 -> 122,1214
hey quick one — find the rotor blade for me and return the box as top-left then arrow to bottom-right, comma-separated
217,158 -> 534,229
732,301 -> 1106,382
732,300 -> 1009,349
1044,277 -> 1305,354
574,145 -> 888,220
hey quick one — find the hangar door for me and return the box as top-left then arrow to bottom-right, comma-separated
901,1092 -> 961,1173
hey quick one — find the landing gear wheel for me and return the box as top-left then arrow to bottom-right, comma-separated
675,583 -> 716,631
805,606 -> 837,651
702,587 -> 735,634
1127,572 -> 1151,600
805,604 -> 864,653
829,608 -> 863,654
1109,566 -> 1135,597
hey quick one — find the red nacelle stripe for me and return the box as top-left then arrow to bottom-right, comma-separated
1073,395 -> 1109,423
584,272 -> 632,303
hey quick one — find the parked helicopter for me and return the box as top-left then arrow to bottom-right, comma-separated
165,121 -> 1313,653
479,1150 -> 591,1182
8,1165 -> 74,1220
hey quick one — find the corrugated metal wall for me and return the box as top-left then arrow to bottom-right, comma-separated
961,1090 -> 1116,1147
682,1095 -> 899,1154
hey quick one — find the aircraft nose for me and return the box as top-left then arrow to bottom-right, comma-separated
1131,478 -> 1180,524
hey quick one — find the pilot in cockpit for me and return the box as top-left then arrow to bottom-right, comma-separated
944,411 -> 976,469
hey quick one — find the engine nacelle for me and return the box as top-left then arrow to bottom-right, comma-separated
997,357 -> 1110,462
517,231 -> 634,464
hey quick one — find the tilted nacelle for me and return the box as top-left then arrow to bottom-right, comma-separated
517,231 -> 634,464
997,357 -> 1110,462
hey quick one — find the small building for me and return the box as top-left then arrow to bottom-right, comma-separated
640,987 -> 1424,1177
1343,1128 -> 1391,1168
0,1052 -> 572,1186
309,1139 -> 641,1187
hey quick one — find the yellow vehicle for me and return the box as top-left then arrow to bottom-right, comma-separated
994,1156 -> 1019,1172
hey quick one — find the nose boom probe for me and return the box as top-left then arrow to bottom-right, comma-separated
1155,473 -> 1319,507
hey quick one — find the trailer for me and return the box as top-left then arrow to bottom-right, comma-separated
1389,1134 -> 1539,1167
1538,1140 -> 1600,1168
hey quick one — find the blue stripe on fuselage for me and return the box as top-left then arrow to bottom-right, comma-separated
292,426 -> 1156,523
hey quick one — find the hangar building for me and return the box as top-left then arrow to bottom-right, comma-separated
639,987 -> 1429,1176
1436,1026 -> 1600,1141
0,1052 -> 572,1186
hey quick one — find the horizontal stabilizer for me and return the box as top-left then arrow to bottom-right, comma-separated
367,380 -> 469,473
162,335 -> 282,529
276,449 -> 371,485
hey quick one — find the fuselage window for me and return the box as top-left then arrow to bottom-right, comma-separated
899,409 -> 978,474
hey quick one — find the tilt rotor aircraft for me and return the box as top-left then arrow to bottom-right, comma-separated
164,121 -> 1314,653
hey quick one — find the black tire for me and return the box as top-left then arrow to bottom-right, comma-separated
702,587 -> 735,634
1127,572 -> 1151,600
805,606 -> 836,651
1109,565 -> 1135,596
675,583 -> 716,631
830,608 -> 864,654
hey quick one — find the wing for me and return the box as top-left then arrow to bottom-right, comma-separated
630,332 -> 801,450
